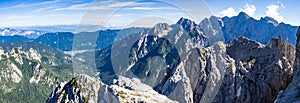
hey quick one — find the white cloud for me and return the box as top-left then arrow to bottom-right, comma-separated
219,4 -> 256,17
219,7 -> 237,17
265,4 -> 285,22
240,4 -> 256,16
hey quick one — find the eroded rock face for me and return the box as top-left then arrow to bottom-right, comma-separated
224,37 -> 293,103
275,27 -> 300,102
269,36 -> 296,65
46,74 -> 109,103
155,37 -> 293,103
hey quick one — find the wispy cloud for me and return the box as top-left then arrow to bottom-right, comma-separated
125,7 -> 176,10
28,6 -> 58,14
0,0 -> 60,10
53,3 -> 90,11
2,15 -> 32,21
107,1 -> 135,8
53,1 -> 137,11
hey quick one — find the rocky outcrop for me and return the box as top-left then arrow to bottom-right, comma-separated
155,42 -> 232,103
157,37 -> 293,103
275,27 -> 300,102
269,36 -> 296,65
46,74 -> 107,103
47,74 -> 177,103
224,37 -> 293,103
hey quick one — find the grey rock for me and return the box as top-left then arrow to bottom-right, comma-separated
155,36 -> 293,103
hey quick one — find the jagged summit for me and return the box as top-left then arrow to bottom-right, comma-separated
237,12 -> 250,19
260,16 -> 279,25
152,23 -> 170,31
176,17 -> 197,29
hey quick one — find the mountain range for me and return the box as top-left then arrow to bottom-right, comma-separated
0,12 -> 299,102
0,12 -> 297,52
0,28 -> 46,38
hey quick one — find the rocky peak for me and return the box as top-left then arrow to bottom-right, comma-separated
199,16 -> 224,46
151,23 -> 171,37
237,12 -> 250,20
176,17 -> 198,30
153,23 -> 170,30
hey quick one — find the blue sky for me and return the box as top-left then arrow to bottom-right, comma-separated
205,0 -> 300,26
0,0 -> 299,27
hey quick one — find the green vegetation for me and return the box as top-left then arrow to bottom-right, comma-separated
0,48 -> 73,103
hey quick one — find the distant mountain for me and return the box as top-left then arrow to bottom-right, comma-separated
11,25 -> 121,33
34,32 -> 74,51
0,12 -> 297,51
0,28 -> 46,38
222,12 -> 298,45
0,35 -> 33,42
33,27 -> 143,51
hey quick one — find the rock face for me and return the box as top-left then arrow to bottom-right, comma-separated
155,42 -> 232,103
46,74 -> 113,103
155,37 -> 293,103
269,36 -> 296,65
224,37 -> 293,103
47,74 -> 178,103
275,26 -> 300,102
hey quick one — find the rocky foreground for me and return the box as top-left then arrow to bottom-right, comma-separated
46,74 -> 177,103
